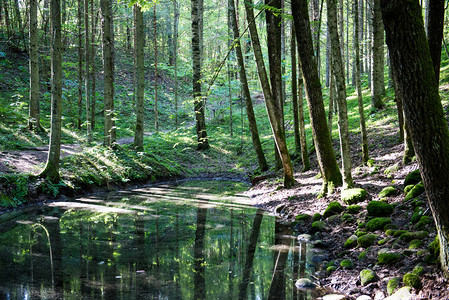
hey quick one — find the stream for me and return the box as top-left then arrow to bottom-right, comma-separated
0,180 -> 327,299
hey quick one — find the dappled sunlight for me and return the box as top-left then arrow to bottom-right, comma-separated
47,201 -> 136,214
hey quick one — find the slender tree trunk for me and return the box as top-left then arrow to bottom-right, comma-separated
40,0 -> 62,182
154,3 -> 159,133
192,0 -> 209,150
3,1 -> 12,40
230,0 -> 268,171
133,4 -> 144,151
245,0 -> 295,187
91,1 -> 97,132
371,0 -> 385,110
100,0 -> 115,147
173,0 -> 179,128
328,68 -> 335,136
227,0 -> 233,137
327,0 -> 353,188
425,0 -> 444,83
297,63 -> 311,171
28,0 -> 41,131
85,0 -> 91,143
381,0 -> 449,276
292,0 -> 342,193
77,0 -> 83,130
291,27 -> 301,155
354,0 -> 369,164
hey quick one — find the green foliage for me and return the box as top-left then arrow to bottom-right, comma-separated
404,183 -> 425,201
387,277 -> 400,295
404,169 -> 422,186
365,217 -> 392,231
403,273 -> 421,289
341,188 -> 367,204
323,201 -> 344,219
357,233 -> 378,248
409,239 -> 423,249
360,269 -> 377,286
0,174 -> 29,207
367,201 -> 393,217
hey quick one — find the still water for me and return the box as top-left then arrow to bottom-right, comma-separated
0,180 -> 321,299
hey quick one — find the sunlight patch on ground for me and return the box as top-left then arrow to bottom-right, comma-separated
47,201 -> 136,214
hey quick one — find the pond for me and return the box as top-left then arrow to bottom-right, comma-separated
0,180 -> 325,299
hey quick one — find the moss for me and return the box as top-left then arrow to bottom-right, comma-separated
340,259 -> 354,269
355,230 -> 367,237
387,277 -> 400,295
367,201 -> 394,217
378,252 -> 402,264
347,205 -> 362,214
357,233 -> 378,248
413,264 -> 425,276
378,238 -> 390,245
323,201 -> 344,218
404,183 -> 425,201
359,251 -> 367,260
312,221 -> 327,232
341,213 -> 355,223
411,199 -> 425,208
344,235 -> 358,248
360,269 -> 377,286
426,236 -> 440,264
385,229 -> 396,236
358,221 -> 365,228
416,215 -> 432,229
404,184 -> 414,194
384,164 -> 399,175
411,207 -> 424,224
400,231 -> 429,242
409,239 -> 423,249
379,186 -> 397,198
295,213 -> 311,222
384,224 -> 398,230
366,217 -> 392,231
404,169 -> 421,186
326,266 -> 337,272
403,273 -> 422,289
367,158 -> 375,167
311,213 -> 322,222
393,230 -> 408,238
341,188 -> 367,204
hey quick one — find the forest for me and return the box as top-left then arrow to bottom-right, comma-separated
1,0 -> 449,298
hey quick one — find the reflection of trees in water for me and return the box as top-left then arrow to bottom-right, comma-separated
194,205 -> 207,299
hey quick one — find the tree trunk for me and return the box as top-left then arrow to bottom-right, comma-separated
425,0 -> 444,83
381,0 -> 449,276
327,0 -> 353,188
173,0 -> 179,128
328,68 -> 335,136
28,0 -> 41,131
245,0 -> 295,187
227,0 -> 233,137
371,0 -> 385,110
354,0 -> 369,164
154,3 -> 159,133
291,27 -> 301,155
84,0 -> 91,143
192,0 -> 209,150
100,0 -> 115,147
91,0 -> 97,132
40,0 -> 62,183
230,0 -> 268,171
297,63 -> 311,171
292,0 -> 342,193
133,4 -> 144,151
77,0 -> 83,130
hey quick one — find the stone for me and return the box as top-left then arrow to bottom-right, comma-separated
378,252 -> 402,264
366,217 -> 392,231
344,235 -> 358,248
404,169 -> 421,186
409,239 -> 423,250
404,183 -> 425,201
295,213 -> 311,221
295,278 -> 317,290
400,231 -> 428,242
322,295 -> 347,300
416,215 -> 432,230
347,205 -> 362,214
312,213 -> 322,222
379,186 -> 397,198
384,286 -> 412,300
312,221 -> 327,232
340,259 -> 354,269
341,188 -> 367,204
356,296 -> 373,300
384,164 -> 399,175
341,213 -> 355,223
360,269 -> 377,286
357,233 -> 378,248
367,201 -> 394,217
404,184 -> 414,194
403,272 -> 421,289
387,277 -> 400,295
323,201 -> 344,219
358,251 -> 367,261
297,234 -> 312,242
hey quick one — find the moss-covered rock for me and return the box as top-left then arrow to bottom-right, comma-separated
378,238 -> 390,245
404,169 -> 421,186
411,207 -> 424,224
379,186 -> 397,198
404,183 -> 425,201
378,251 -> 402,264
367,201 -> 394,217
326,266 -> 337,272
426,236 -> 440,264
413,263 -> 425,276
416,216 -> 432,230
384,223 -> 398,230
323,201 -> 344,219
393,230 -> 408,238
344,235 -> 358,248
360,269 -> 377,286
312,221 -> 327,232
404,184 -> 414,194
295,213 -> 311,222
409,239 -> 423,250
357,233 -> 378,248
340,259 -> 354,269
311,213 -> 322,222
358,251 -> 367,261
366,217 -> 392,231
400,231 -> 428,242
403,273 -> 421,289
341,213 -> 355,223
341,188 -> 367,205
355,230 -> 367,237
384,163 -> 399,175
387,277 -> 401,295
347,205 -> 361,214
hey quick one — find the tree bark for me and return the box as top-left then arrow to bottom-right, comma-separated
230,0 -> 268,171
292,0 -> 342,193
425,0 -> 444,83
327,0 -> 353,188
291,27 -> 301,155
192,0 -> 209,150
244,0 -> 295,187
381,0 -> 449,276
153,3 -> 159,133
85,0 -> 92,143
133,4 -> 144,151
371,0 -> 385,110
28,0 -> 41,131
297,63 -> 311,171
77,0 -> 83,130
90,0 -> 97,131
40,0 -> 62,183
173,0 -> 179,128
100,0 -> 115,147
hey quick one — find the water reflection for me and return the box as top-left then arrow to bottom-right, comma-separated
0,180 -> 320,299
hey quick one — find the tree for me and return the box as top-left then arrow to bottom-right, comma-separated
291,27 -> 300,155
77,0 -> 83,130
28,0 -> 41,132
100,0 -> 115,147
354,0 -> 369,164
327,0 -> 353,188
371,0 -> 385,110
292,0 -> 342,193
425,0 -> 445,83
173,0 -> 179,127
192,0 -> 209,150
153,3 -> 159,133
85,0 -> 92,143
133,4 -> 145,151
244,0 -> 295,187
40,0 -> 62,182
381,0 -> 449,276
